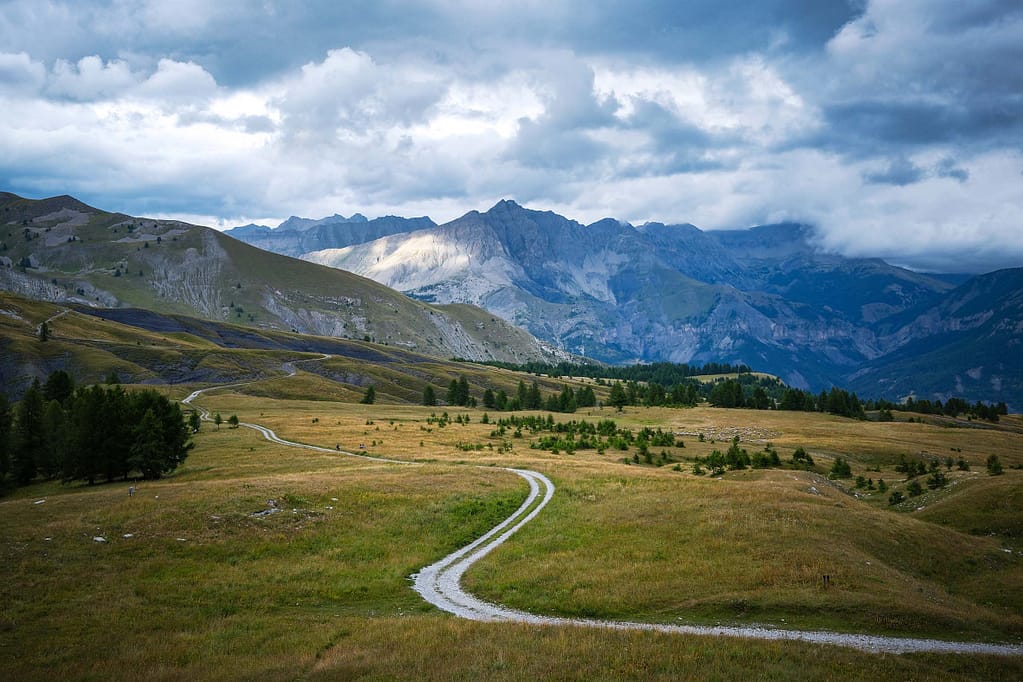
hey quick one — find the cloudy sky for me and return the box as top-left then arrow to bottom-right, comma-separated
1,0 -> 1021,272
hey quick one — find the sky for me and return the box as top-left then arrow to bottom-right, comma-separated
1,0 -> 1021,273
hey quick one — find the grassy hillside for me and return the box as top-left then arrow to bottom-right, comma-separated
0,193 -> 571,366
0,291 -> 591,401
2,345 -> 1022,678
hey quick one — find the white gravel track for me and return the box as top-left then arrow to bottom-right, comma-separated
182,371 -> 1023,657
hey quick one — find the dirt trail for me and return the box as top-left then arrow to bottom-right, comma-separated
183,365 -> 1023,657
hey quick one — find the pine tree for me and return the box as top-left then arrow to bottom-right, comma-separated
39,399 -> 66,479
423,384 -> 437,406
558,386 -> 577,413
608,382 -> 628,410
13,381 -> 45,484
129,409 -> 164,480
361,385 -> 376,404
0,393 -> 11,481
482,388 -> 495,409
68,385 -> 103,484
38,321 -> 49,342
127,388 -> 192,479
43,370 -> 75,405
447,379 -> 459,405
457,376 -> 470,406
527,381 -> 542,409
516,380 -> 528,408
103,386 -> 133,481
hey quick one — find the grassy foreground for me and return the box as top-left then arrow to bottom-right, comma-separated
2,380 -> 1022,679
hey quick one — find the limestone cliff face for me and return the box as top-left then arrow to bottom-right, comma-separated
301,200 -> 1021,406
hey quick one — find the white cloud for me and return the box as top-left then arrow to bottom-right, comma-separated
0,2 -> 1020,273
135,58 -> 217,102
0,51 -> 46,93
47,55 -> 135,100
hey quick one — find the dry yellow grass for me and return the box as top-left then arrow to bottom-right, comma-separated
2,378 -> 1022,679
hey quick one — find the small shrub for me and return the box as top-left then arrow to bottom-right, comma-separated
829,457 -> 852,479
986,455 -> 1003,476
926,470 -> 947,489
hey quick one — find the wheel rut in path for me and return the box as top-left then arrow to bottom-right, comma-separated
183,369 -> 1023,657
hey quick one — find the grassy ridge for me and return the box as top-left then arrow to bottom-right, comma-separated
1,194 -> 571,366
2,349 -> 1022,677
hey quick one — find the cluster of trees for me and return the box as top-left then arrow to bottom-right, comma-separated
692,438 -> 792,476
605,380 -> 700,409
0,371 -> 193,489
434,363 -> 1009,424
879,396 -> 1008,422
430,377 -> 598,413
478,360 -> 752,384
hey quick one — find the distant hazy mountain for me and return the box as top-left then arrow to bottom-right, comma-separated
301,199 -> 1021,408
846,267 -> 1023,405
0,192 -> 573,367
225,212 -> 435,257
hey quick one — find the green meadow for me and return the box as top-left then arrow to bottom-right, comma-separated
2,366 -> 1021,679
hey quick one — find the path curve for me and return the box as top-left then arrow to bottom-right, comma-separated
182,367 -> 1023,657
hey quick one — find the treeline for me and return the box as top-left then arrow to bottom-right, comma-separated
476,360 -> 752,385
875,396 -> 1008,422
703,378 -> 1007,422
0,371 -> 193,489
429,377 -> 598,413
432,365 -> 1008,422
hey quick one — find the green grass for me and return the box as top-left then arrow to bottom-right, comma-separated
0,423 -> 527,679
2,349 -> 1023,678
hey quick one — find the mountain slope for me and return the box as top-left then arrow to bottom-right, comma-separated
0,193 -> 570,365
225,213 -> 435,257
0,291 -> 583,401
303,200 -> 971,394
847,268 -> 1023,409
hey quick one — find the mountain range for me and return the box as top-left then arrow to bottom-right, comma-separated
0,192 -> 574,384
276,199 -> 1019,409
3,192 -> 1020,409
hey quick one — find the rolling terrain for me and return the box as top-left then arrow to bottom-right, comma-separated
0,193 -> 573,386
1,335 -> 1021,678
0,291 -> 581,401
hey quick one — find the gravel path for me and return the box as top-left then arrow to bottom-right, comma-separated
183,370 -> 1023,657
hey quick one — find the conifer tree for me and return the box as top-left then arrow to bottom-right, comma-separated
527,381 -> 543,409
0,393 -> 11,481
12,380 -> 45,484
130,409 -> 165,480
40,399 -> 66,480
608,382 -> 628,410
42,370 -> 74,405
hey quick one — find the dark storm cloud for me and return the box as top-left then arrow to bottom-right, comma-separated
0,0 -> 1021,272
862,157 -> 925,186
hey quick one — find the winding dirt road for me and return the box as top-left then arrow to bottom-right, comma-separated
182,371 -> 1023,657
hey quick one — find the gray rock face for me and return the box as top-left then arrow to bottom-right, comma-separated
226,214 -> 435,257
299,200 -> 1022,406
